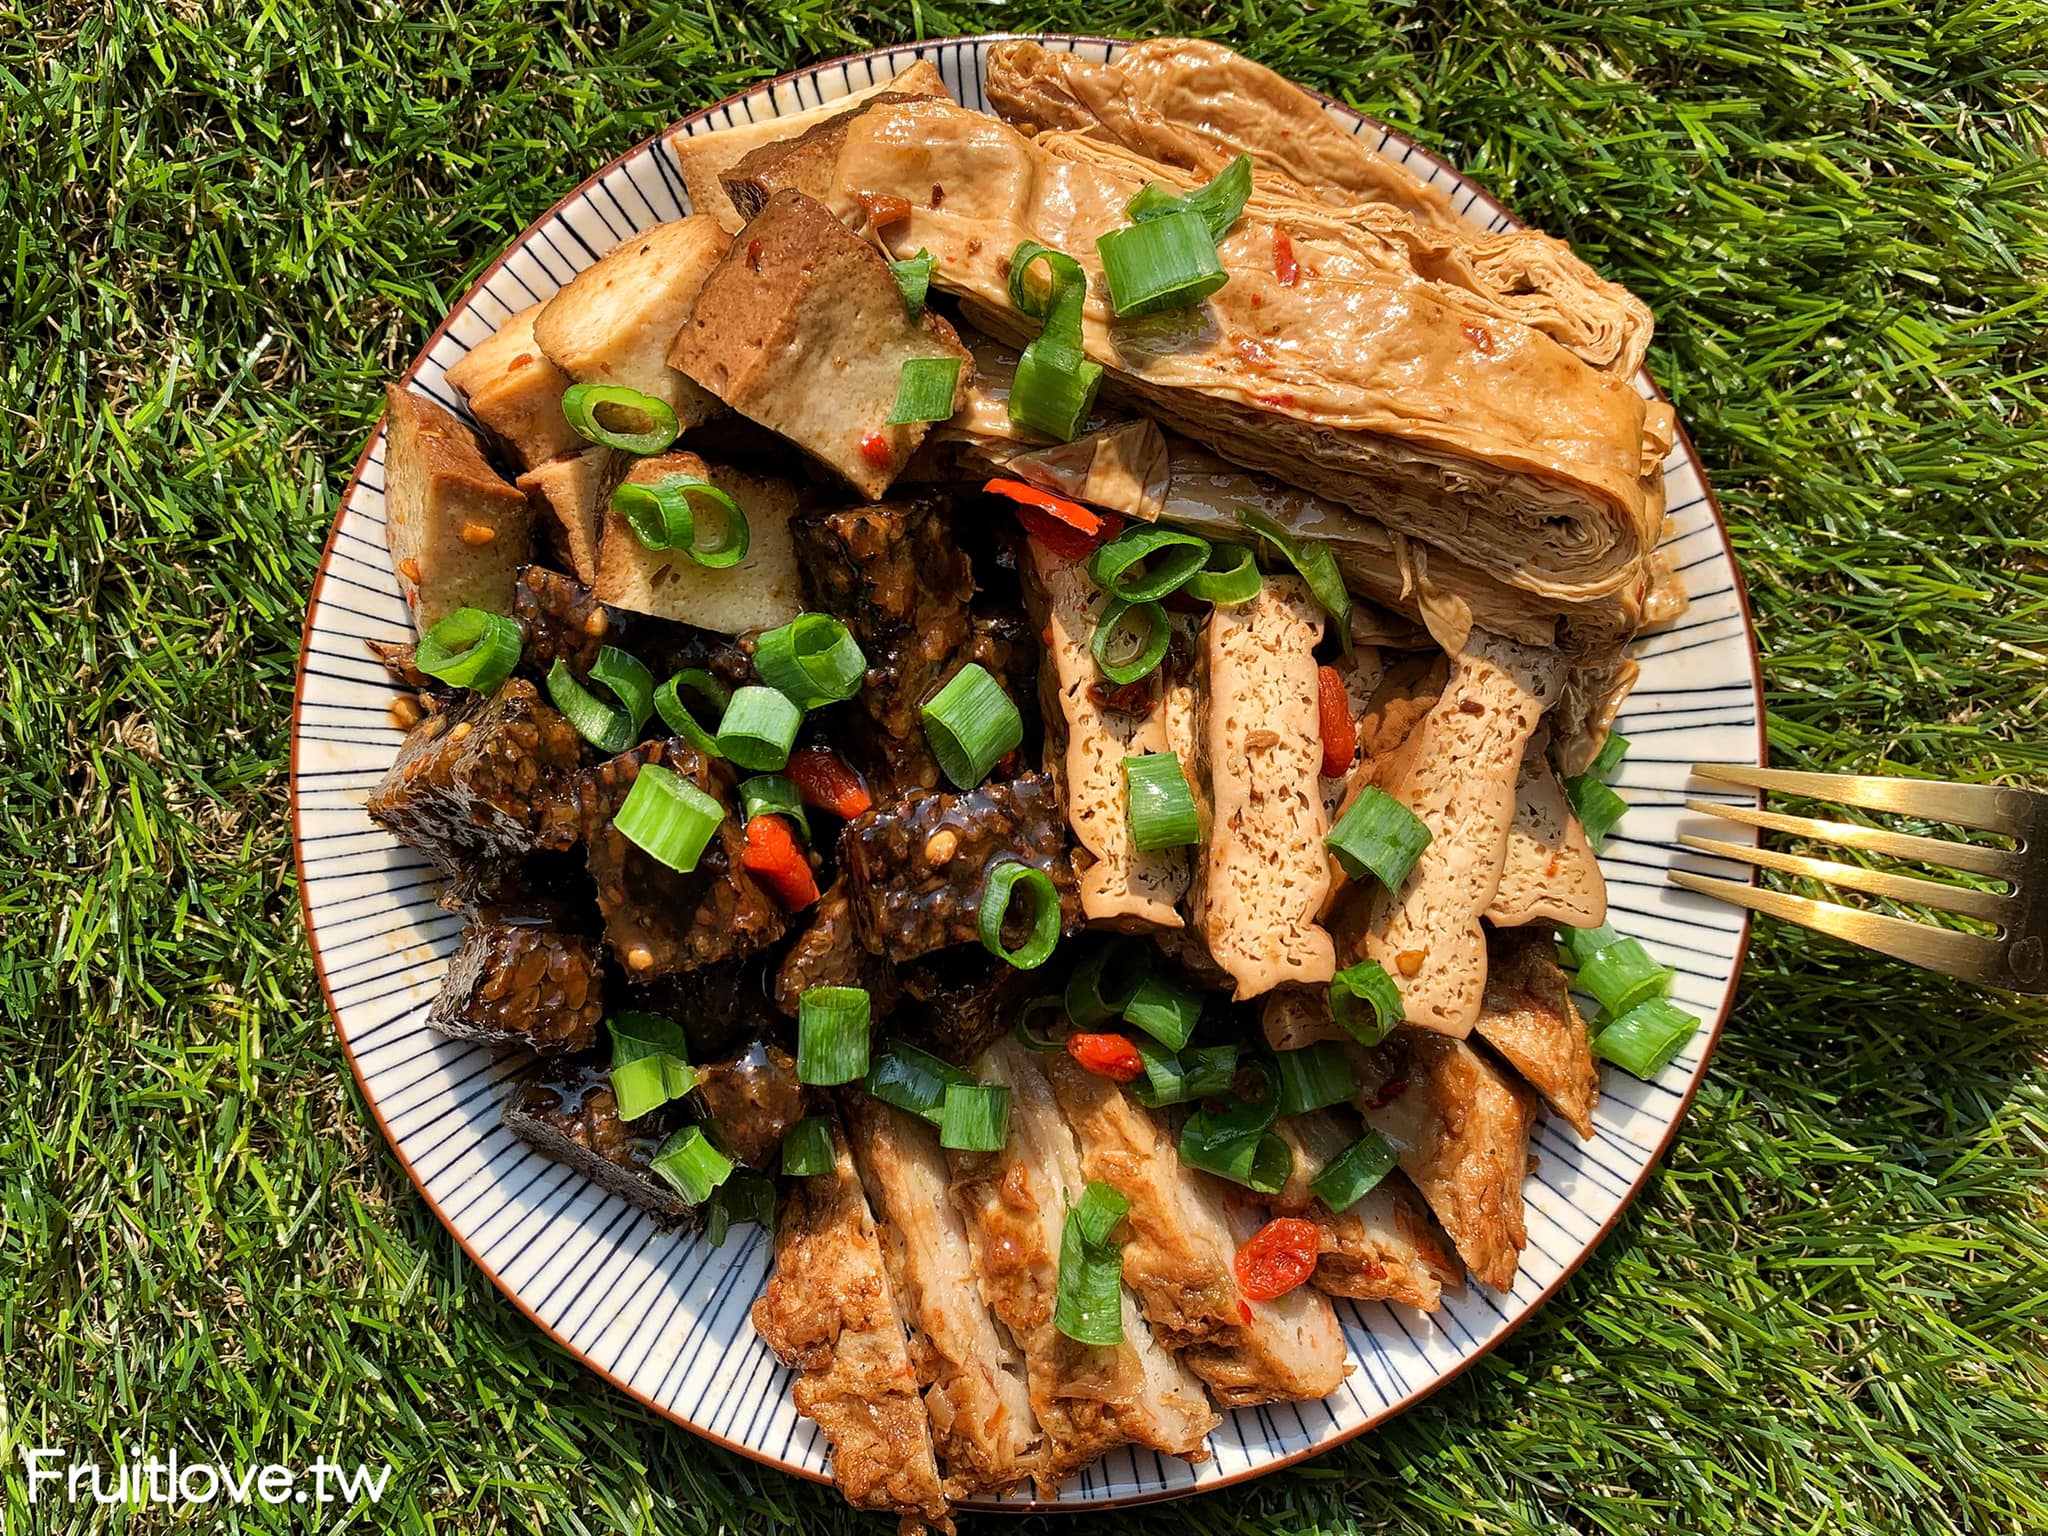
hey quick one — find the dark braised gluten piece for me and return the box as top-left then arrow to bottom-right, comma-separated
503,1056 -> 694,1223
512,564 -> 612,680
694,1040 -> 809,1169
428,904 -> 604,1055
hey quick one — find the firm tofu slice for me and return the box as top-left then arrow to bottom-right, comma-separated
1349,1034 -> 1536,1293
846,1096 -> 1039,1498
516,446 -> 611,585
592,450 -> 803,634
531,216 -> 731,427
667,190 -> 974,500
381,384 -> 531,631
1363,629 -> 1563,1036
669,59 -> 951,230
752,1119 -> 953,1534
1271,1111 -> 1460,1312
950,1040 -> 1217,1496
1476,926 -> 1601,1139
1020,539 -> 1193,929
443,302 -> 582,471
1040,1053 -> 1350,1407
722,92 -> 946,225
1488,739 -> 1608,929
1189,575 -> 1335,999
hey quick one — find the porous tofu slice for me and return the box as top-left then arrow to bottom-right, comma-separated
667,191 -> 974,500
443,302 -> 582,471
1488,736 -> 1608,929
670,59 -> 951,230
381,384 -> 531,631
1271,1112 -> 1460,1312
592,450 -> 803,634
516,446 -> 612,585
531,216 -> 731,428
1188,575 -> 1336,999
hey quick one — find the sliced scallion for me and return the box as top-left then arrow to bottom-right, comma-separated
649,1125 -> 732,1204
704,1169 -> 774,1247
1071,1180 -> 1129,1246
1238,505 -> 1352,649
1329,959 -> 1404,1047
888,248 -> 938,318
1130,1038 -> 1240,1109
865,1040 -> 972,1125
796,985 -> 871,1086
1308,1130 -> 1398,1212
1097,207 -> 1229,317
1588,731 -> 1632,781
886,355 -> 963,425
1006,241 -> 1103,441
607,1011 -> 698,1122
1593,996 -> 1701,1079
1123,753 -> 1201,851
979,862 -> 1062,970
922,663 -> 1023,788
1053,1181 -> 1129,1346
739,774 -> 809,842
1566,772 -> 1630,848
1064,937 -> 1154,1026
715,685 -> 802,772
1326,787 -> 1433,890
413,607 -> 522,693
1273,1041 -> 1357,1117
1126,153 -> 1253,243
1179,1122 -> 1292,1195
1560,922 -> 1622,969
1090,597 -> 1170,685
1577,935 -> 1675,1018
611,476 -> 748,568
561,382 -> 680,456
780,1115 -> 836,1177
1184,542 -> 1262,605
613,762 -> 725,873
653,668 -> 730,759
547,648 -> 654,755
752,613 -> 867,710
1123,971 -> 1205,1050
1086,525 -> 1211,602
940,1082 -> 1011,1152
1181,1055 -> 1280,1142
1014,996 -> 1068,1053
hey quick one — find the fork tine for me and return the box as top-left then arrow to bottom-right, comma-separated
1678,834 -> 2014,923
1667,871 -> 2016,989
1683,799 -> 2022,879
1691,764 -> 2034,835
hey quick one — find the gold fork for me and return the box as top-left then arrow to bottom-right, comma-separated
1669,765 -> 2048,995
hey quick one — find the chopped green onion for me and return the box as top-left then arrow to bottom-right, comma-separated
1329,959 -> 1404,1047
607,1011 -> 699,1122
1126,153 -> 1253,243
715,685 -> 802,772
979,862 -> 1063,970
752,613 -> 867,710
653,669 -> 730,759
1006,241 -> 1103,441
1181,1055 -> 1280,1141
1309,1130 -> 1398,1212
1125,182 -> 1185,222
1179,1123 -> 1293,1194
613,762 -> 725,873
865,1040 -> 973,1125
940,1082 -> 1011,1152
1566,772 -> 1630,848
1184,542 -> 1262,605
886,356 -> 963,424
1097,207 -> 1229,317
1090,597 -> 1170,685
1593,996 -> 1701,1079
611,475 -> 745,561
681,480 -> 749,568
1577,936 -> 1676,1017
780,1115 -> 836,1177
1123,971 -> 1205,1050
1273,1041 -> 1357,1117
888,248 -> 937,317
547,648 -> 654,755
739,774 -> 809,841
796,985 -> 871,1086
561,382 -> 680,455
1064,937 -> 1154,1026
1326,787 -> 1433,889
1086,525 -> 1211,602
1053,1181 -> 1129,1346
1008,239 -> 1078,317
1129,1038 -> 1240,1108
1238,505 -> 1352,650
704,1169 -> 775,1246
1588,731 -> 1632,781
1560,922 -> 1622,969
413,607 -> 522,693
649,1124 -> 732,1204
1123,753 -> 1201,851
922,663 -> 1023,788
1014,996 -> 1068,1052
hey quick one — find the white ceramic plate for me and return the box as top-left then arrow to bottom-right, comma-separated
292,34 -> 1765,1511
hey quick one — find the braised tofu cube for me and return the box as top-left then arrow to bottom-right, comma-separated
516,446 -> 612,584
592,449 -> 804,634
531,216 -> 730,428
427,905 -> 604,1055
443,303 -> 582,472
382,385 -> 532,631
667,191 -> 973,500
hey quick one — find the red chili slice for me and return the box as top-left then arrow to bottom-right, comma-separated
1316,664 -> 1355,778
984,478 -> 1123,561
1274,230 -> 1299,287
1234,1217 -> 1320,1301
1066,1032 -> 1144,1083
859,431 -> 893,469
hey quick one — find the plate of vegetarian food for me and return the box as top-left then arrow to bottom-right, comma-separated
292,34 -> 1764,1526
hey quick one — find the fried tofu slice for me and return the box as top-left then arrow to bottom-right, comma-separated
516,446 -> 611,585
1476,926 -> 1601,1139
846,1096 -> 1038,1498
667,190 -> 973,500
1349,1034 -> 1536,1292
752,1119 -> 953,1535
669,60 -> 952,230
950,1040 -> 1217,1496
723,92 -> 944,225
531,216 -> 730,428
592,450 -> 804,634
381,384 -> 532,631
1271,1111 -> 1460,1311
1362,629 -> 1563,1036
1040,1053 -> 1350,1407
443,302 -> 582,472
1189,575 -> 1335,998
1488,738 -> 1608,929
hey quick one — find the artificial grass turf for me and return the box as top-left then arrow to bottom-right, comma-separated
3,0 -> 2046,1531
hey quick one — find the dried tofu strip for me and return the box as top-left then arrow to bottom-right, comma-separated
1040,1054 -> 1350,1407
1488,738 -> 1608,929
1475,927 -> 1601,1140
1363,629 -> 1563,1036
1272,1112 -> 1460,1312
751,1120 -> 952,1533
950,1040 -> 1216,1497
1189,575 -> 1335,998
1021,541 -> 1191,929
1348,1036 -> 1536,1293
846,1096 -> 1039,1498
